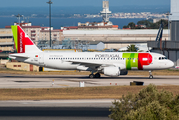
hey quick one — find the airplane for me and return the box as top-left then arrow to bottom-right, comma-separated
9,25 -> 174,79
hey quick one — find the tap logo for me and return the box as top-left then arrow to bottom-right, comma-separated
123,53 -> 152,70
19,32 -> 23,53
11,25 -> 34,53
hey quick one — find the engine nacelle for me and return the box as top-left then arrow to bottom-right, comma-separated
120,70 -> 128,75
103,67 -> 120,77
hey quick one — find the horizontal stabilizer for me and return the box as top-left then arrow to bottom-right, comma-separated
9,54 -> 29,58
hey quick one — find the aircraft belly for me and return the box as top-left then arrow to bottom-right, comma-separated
143,64 -> 159,70
45,61 -> 78,70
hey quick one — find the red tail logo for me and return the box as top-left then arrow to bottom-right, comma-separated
17,26 -> 34,53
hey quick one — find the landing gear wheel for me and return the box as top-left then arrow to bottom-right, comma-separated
149,75 -> 153,79
149,70 -> 153,79
89,74 -> 95,79
95,73 -> 101,78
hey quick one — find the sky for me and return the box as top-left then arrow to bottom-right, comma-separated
0,0 -> 170,7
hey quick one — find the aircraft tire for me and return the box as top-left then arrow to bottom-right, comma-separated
95,73 -> 101,78
89,74 -> 95,79
149,75 -> 153,79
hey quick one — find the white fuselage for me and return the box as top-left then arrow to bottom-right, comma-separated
9,52 -> 174,72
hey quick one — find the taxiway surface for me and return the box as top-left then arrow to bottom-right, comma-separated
0,74 -> 179,88
0,74 -> 179,120
0,99 -> 113,120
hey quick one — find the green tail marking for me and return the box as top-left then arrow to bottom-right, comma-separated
11,25 -> 18,52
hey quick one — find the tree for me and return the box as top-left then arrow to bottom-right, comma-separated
123,19 -> 169,29
109,84 -> 179,120
123,25 -> 128,28
128,22 -> 136,29
126,45 -> 138,52
137,20 -> 152,28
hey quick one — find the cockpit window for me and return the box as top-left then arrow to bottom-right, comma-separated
159,57 -> 168,60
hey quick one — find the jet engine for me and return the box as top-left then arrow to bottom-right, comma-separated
103,67 -> 128,76
103,67 -> 120,76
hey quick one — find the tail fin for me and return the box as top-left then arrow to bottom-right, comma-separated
155,21 -> 163,41
11,25 -> 41,53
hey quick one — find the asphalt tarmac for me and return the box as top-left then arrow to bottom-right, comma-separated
0,100 -> 113,120
0,107 -> 111,120
0,74 -> 179,120
0,74 -> 179,88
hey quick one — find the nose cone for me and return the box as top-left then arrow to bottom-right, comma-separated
168,60 -> 174,68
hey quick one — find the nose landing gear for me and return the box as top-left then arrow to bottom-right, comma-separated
149,70 -> 153,79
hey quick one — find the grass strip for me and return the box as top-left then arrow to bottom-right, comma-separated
0,86 -> 179,100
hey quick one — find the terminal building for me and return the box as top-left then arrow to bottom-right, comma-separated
148,0 -> 179,67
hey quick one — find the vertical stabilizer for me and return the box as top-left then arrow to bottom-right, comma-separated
155,22 -> 163,41
11,25 -> 41,53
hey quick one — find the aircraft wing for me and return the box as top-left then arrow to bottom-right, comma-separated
68,60 -> 115,70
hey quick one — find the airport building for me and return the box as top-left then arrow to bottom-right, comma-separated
62,29 -> 169,49
5,22 -> 63,43
148,0 -> 179,67
0,28 -> 14,52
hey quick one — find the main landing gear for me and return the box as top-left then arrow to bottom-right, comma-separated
149,70 -> 153,79
89,73 -> 101,79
